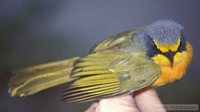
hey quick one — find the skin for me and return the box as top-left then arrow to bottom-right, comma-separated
85,88 -> 166,112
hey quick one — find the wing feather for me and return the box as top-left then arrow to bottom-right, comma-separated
62,51 -> 124,103
91,31 -> 134,52
62,30 -> 160,103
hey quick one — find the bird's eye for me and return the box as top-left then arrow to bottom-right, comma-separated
177,31 -> 186,52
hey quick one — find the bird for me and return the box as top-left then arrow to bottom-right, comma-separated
8,19 -> 193,103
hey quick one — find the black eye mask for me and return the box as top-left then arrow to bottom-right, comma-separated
145,32 -> 186,58
177,31 -> 186,52
145,35 -> 162,57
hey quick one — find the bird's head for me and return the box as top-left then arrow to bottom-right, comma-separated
135,19 -> 193,86
143,20 -> 191,67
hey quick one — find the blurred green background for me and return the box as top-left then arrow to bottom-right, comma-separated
0,0 -> 200,112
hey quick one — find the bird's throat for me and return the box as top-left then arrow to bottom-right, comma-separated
152,42 -> 193,87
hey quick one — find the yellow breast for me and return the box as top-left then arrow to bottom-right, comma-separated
152,42 -> 193,87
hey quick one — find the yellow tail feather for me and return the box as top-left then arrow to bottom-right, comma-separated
8,57 -> 79,97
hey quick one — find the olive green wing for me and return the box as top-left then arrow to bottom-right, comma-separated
61,50 -> 160,103
90,26 -> 145,52
90,30 -> 134,52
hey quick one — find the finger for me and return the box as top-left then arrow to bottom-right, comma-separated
95,95 -> 140,112
134,88 -> 166,112
85,103 -> 98,112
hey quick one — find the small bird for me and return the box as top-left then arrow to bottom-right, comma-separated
8,20 -> 193,103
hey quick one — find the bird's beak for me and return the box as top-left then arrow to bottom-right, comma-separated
165,51 -> 175,66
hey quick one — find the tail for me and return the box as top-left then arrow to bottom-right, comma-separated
8,57 -> 79,97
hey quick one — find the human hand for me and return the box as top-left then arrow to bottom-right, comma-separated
85,88 -> 166,112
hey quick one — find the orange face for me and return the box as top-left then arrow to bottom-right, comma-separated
152,42 -> 193,87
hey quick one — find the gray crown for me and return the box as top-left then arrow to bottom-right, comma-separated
145,20 -> 183,44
